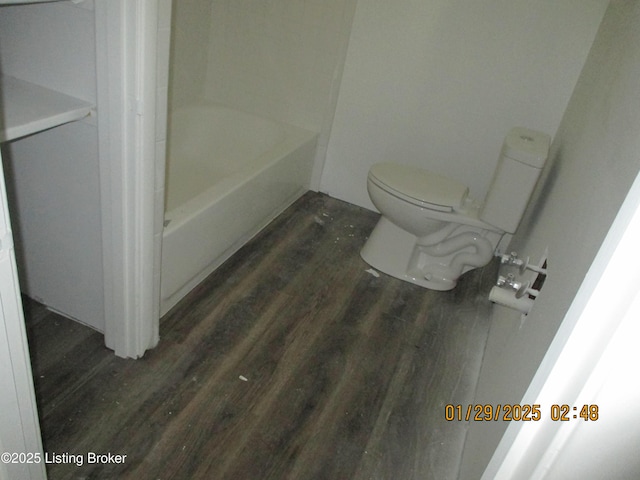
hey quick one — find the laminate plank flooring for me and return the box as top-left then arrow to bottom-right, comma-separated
25,192 -> 498,480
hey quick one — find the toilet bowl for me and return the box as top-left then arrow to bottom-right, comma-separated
361,127 -> 550,290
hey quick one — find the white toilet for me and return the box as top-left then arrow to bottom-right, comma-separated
361,127 -> 550,290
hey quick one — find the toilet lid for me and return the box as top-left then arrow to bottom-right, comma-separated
369,163 -> 469,211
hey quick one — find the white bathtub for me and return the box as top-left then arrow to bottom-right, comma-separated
160,104 -> 317,314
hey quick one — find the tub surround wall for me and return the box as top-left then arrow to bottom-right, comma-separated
154,0 -> 173,328
460,2 -> 640,477
168,0 -> 211,111
203,0 -> 355,134
167,0 -> 358,190
320,0 -> 609,210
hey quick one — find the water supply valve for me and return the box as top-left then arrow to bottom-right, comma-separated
500,251 -> 523,266
496,273 -> 520,289
500,250 -> 548,275
496,274 -> 538,299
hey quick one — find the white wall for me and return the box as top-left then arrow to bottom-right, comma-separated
0,1 -> 96,102
0,145 -> 46,480
461,1 -> 640,477
320,0 -> 608,210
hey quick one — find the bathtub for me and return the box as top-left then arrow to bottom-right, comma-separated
160,104 -> 317,314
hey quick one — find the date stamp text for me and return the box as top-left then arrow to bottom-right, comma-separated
445,404 -> 599,422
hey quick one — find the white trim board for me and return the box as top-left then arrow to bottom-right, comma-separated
95,0 -> 160,358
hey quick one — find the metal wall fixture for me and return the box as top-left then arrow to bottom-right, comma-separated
489,251 -> 548,316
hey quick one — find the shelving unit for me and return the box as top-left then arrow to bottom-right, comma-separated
0,0 -> 107,332
0,74 -> 94,142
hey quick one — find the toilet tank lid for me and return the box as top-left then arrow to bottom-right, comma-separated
369,163 -> 469,210
503,127 -> 551,167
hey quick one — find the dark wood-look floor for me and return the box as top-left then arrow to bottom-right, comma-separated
25,192 -> 497,480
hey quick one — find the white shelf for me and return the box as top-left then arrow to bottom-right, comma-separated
0,0 -> 65,5
0,75 -> 94,143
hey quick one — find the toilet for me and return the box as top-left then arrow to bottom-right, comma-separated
361,127 -> 550,290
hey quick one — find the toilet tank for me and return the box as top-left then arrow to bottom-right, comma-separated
479,127 -> 550,233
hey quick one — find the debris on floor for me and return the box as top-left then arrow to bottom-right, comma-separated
365,268 -> 380,278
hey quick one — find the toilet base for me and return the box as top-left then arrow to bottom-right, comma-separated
361,216 -> 499,290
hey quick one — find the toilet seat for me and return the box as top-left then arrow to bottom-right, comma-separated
368,163 -> 469,212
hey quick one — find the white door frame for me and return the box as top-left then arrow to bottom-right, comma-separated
95,0 -> 160,358
0,7 -> 161,476
482,168 -> 640,478
0,149 -> 46,480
